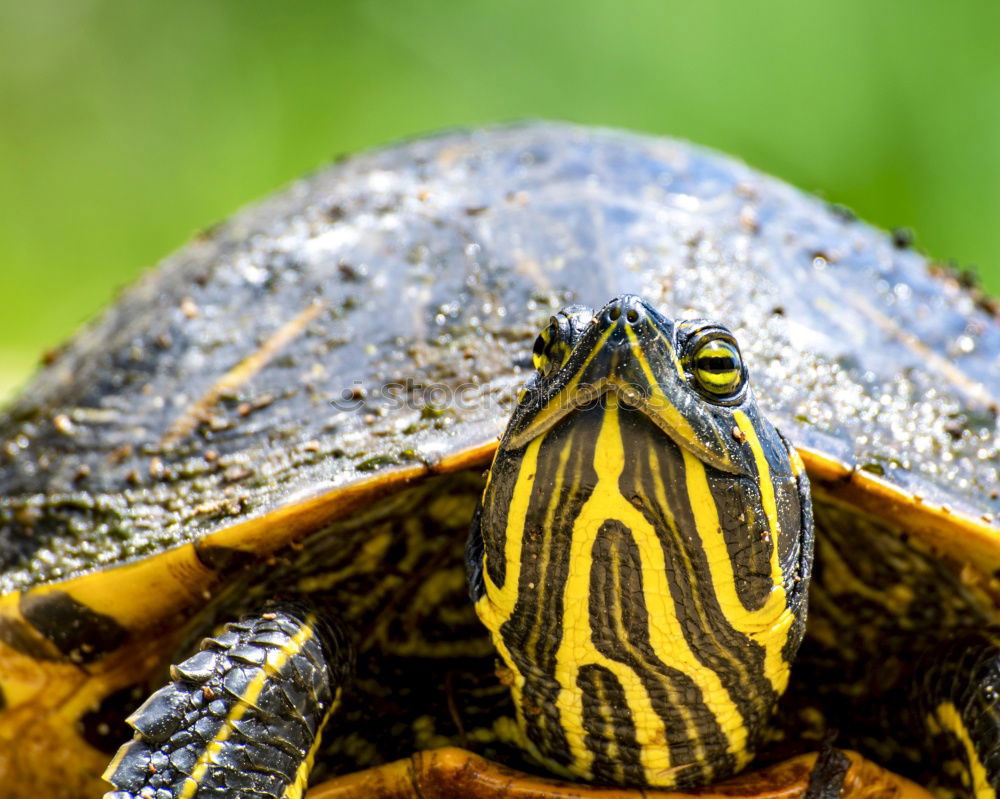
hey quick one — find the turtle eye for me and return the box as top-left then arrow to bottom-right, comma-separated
532,319 -> 570,377
531,307 -> 593,378
689,334 -> 745,400
531,321 -> 558,371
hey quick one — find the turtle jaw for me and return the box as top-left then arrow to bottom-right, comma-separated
503,295 -> 753,476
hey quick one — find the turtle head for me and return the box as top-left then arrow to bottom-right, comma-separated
467,294 -> 813,788
507,295 -> 760,475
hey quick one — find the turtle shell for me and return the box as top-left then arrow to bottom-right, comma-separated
0,122 -> 997,798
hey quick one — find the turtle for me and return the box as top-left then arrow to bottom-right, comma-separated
0,122 -> 997,799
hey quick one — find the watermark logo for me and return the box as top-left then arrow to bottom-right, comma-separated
329,377 -> 656,413
329,378 -> 509,412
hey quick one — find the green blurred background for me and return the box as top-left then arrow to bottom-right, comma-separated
2,1 -> 999,402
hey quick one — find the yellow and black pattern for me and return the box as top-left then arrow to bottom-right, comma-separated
469,296 -> 812,789
103,606 -> 347,799
915,629 -> 1000,799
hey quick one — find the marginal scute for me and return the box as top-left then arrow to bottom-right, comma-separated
0,613 -> 62,660
18,590 -> 129,662
194,544 -> 262,573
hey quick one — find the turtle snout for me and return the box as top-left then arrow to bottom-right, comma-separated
604,295 -> 646,326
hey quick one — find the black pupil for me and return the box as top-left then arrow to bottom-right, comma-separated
690,336 -> 744,398
696,352 -> 738,372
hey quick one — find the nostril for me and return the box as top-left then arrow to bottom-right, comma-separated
626,309 -> 639,324
609,306 -> 621,321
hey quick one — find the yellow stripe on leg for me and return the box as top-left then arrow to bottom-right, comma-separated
179,617 -> 320,799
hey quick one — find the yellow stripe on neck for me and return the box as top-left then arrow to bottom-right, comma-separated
691,410 -> 794,692
551,396 -> 747,785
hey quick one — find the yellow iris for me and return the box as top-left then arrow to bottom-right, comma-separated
692,338 -> 743,397
532,321 -> 571,375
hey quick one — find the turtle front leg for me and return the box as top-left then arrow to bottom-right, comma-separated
908,629 -> 1000,799
103,605 -> 351,799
